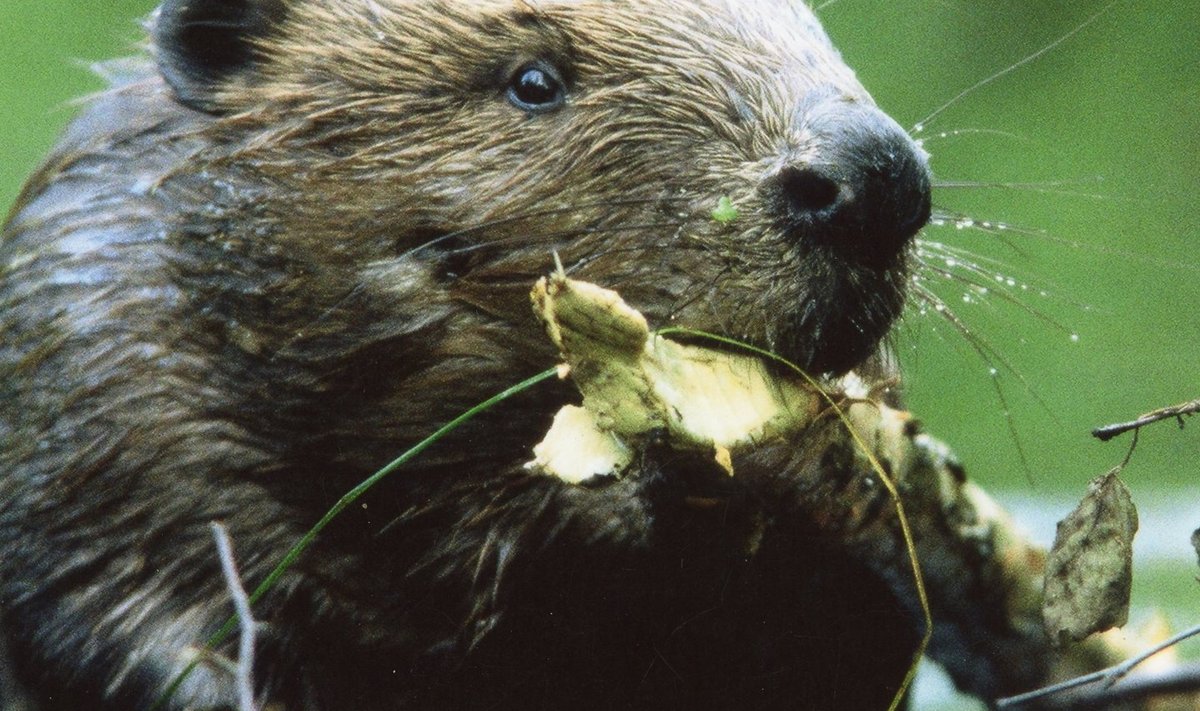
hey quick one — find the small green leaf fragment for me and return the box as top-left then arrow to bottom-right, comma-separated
711,196 -> 738,225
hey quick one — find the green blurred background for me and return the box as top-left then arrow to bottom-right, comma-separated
1,1 -> 1196,706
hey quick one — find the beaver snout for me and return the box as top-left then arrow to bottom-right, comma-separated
766,100 -> 931,269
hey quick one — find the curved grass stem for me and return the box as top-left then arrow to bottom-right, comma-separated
152,367 -> 558,710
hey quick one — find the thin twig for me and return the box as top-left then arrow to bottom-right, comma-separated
211,522 -> 260,711
1092,398 -> 1200,442
1054,661 -> 1200,708
996,622 -> 1200,708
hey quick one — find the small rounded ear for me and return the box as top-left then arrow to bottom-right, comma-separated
152,0 -> 288,112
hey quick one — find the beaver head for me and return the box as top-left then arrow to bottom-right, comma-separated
47,0 -> 924,475
155,0 -> 927,363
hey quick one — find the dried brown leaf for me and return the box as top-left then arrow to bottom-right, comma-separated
1043,471 -> 1138,647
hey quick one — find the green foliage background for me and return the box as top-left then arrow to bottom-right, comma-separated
816,2 -> 1200,658
1,0 -> 1197,701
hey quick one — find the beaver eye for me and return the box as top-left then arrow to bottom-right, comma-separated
506,63 -> 566,113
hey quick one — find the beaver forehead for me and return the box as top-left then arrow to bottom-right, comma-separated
534,0 -> 830,49
555,2 -> 863,97
548,0 -> 841,69
273,0 -> 864,100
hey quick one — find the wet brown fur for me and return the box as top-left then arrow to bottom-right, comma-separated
0,1 -> 926,709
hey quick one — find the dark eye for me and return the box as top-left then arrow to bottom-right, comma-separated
506,63 -> 566,113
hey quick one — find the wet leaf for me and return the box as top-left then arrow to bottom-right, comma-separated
1043,471 -> 1138,647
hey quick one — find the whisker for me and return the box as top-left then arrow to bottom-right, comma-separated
398,197 -> 689,260
933,177 -> 1118,202
813,0 -> 845,12
920,228 -> 1103,315
270,284 -> 367,361
442,220 -> 688,257
918,238 -> 1044,292
909,284 -> 1056,415
916,258 -> 1077,337
914,127 -> 1027,144
912,0 -> 1119,132
562,241 -> 706,261
927,210 -> 1037,257
928,208 -> 1200,274
560,242 -> 710,278
908,285 -> 1045,481
918,237 -> 1033,276
928,210 -> 1033,233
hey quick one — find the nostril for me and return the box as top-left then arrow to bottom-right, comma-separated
777,167 -> 841,217
765,101 -> 931,267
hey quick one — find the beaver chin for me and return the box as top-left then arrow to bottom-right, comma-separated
772,305 -> 900,378
773,255 -> 913,377
657,233 -> 915,378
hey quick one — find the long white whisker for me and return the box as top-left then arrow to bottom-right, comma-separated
912,1 -> 1119,132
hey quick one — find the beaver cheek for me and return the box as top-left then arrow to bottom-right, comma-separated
762,99 -> 931,374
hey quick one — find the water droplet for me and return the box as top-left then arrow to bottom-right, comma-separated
934,303 -> 946,312
913,122 -> 925,134
1070,333 -> 1080,343
988,368 -> 999,377
945,257 -> 958,268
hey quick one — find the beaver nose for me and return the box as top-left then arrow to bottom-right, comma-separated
768,101 -> 931,267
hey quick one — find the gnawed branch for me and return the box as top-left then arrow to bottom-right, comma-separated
528,275 -> 1200,709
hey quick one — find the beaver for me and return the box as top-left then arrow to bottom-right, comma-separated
0,1 -> 931,709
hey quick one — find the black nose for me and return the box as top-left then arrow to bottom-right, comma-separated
768,100 -> 931,267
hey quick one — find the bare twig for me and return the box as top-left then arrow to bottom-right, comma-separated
1056,661 -> 1200,708
1092,398 -> 1200,442
996,622 -> 1200,708
211,522 -> 260,711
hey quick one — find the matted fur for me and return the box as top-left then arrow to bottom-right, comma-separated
0,1 -> 929,709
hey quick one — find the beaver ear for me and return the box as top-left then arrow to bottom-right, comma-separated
152,0 -> 288,112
